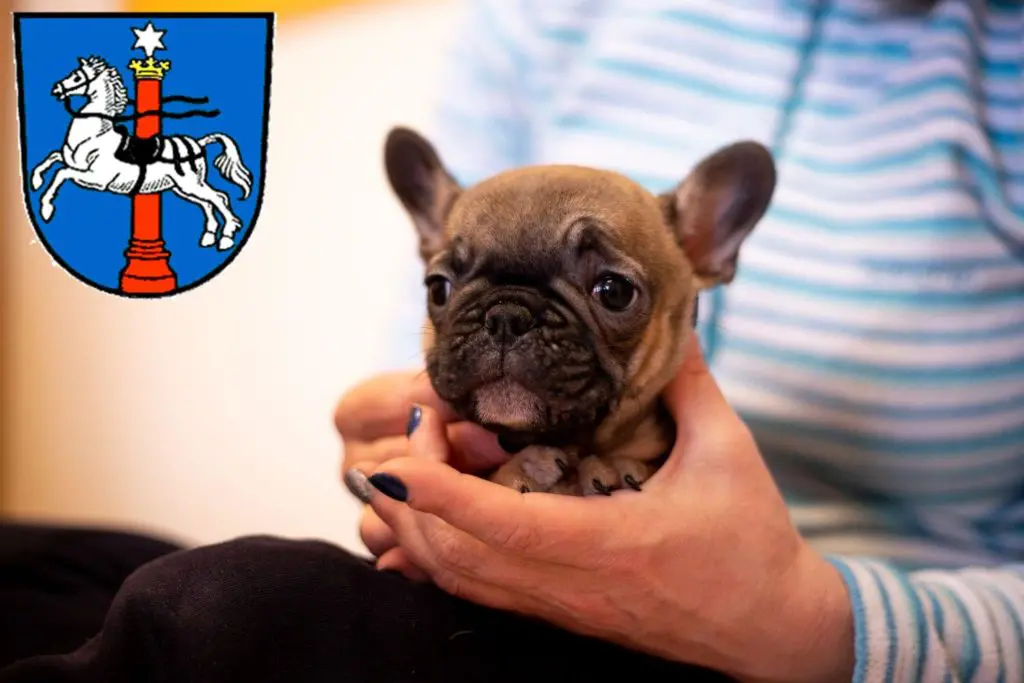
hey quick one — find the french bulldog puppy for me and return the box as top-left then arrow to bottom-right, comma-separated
383,127 -> 775,496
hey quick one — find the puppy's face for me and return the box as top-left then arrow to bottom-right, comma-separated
384,128 -> 775,445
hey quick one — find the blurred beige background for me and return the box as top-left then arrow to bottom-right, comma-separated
0,0 -> 458,551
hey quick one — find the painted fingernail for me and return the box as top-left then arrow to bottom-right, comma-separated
343,469 -> 374,504
556,459 -> 569,477
368,473 -> 408,502
691,296 -> 700,328
497,434 -> 525,454
406,405 -> 422,436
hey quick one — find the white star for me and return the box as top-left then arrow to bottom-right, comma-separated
131,22 -> 166,58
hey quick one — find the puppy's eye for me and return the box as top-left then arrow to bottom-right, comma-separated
591,274 -> 637,311
426,276 -> 452,307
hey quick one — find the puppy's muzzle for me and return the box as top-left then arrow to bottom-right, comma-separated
484,302 -> 535,344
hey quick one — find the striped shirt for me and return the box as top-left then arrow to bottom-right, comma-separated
400,1 -> 1024,681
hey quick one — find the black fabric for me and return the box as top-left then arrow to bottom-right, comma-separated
0,528 -> 731,683
0,523 -> 182,667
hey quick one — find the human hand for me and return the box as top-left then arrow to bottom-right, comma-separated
334,370 -> 507,574
358,340 -> 856,683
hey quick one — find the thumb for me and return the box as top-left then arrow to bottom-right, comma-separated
658,333 -> 751,475
662,332 -> 731,425
366,456 -> 547,552
409,403 -> 510,474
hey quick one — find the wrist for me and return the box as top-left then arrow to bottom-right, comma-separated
732,543 -> 856,683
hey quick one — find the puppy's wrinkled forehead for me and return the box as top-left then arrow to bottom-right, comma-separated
386,126 -> 776,289
441,166 -> 673,276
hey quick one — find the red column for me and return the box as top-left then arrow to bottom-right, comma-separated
119,57 -> 177,295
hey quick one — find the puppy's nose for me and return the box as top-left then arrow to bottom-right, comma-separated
484,303 -> 535,342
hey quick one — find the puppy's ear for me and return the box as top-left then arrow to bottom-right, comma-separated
384,126 -> 461,262
659,141 -> 776,287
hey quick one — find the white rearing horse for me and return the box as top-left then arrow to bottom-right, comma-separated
30,55 -> 253,251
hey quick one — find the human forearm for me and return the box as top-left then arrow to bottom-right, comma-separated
825,556 -> 1024,683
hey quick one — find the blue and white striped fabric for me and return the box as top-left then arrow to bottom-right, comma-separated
416,1 -> 1024,681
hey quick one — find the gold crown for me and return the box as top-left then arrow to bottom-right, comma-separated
128,57 -> 172,80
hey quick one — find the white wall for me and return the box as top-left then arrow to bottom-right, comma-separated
1,0 -> 461,552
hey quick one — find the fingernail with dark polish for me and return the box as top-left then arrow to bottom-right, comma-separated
406,405 -> 422,436
343,469 -> 374,504
368,473 -> 409,502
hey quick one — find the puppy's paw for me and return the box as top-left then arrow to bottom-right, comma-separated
578,456 -> 657,496
489,445 -> 571,493
607,457 -> 657,492
548,477 -> 583,496
578,455 -> 619,496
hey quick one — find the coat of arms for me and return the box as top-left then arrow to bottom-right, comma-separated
14,13 -> 273,297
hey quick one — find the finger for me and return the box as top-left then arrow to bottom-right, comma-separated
375,547 -> 430,583
403,405 -> 508,479
343,417 -> 508,504
359,508 -> 397,557
376,502 -> 534,600
342,408 -> 453,477
367,456 -> 598,557
383,515 -> 552,617
405,405 -> 453,463
378,540 -> 524,616
446,422 -> 510,473
344,421 -> 507,475
657,334 -> 757,478
342,435 -> 408,475
661,333 -> 735,429
343,431 -> 431,505
659,333 -> 741,446
372,485 -> 588,611
334,371 -> 460,442
343,436 -> 412,503
343,408 -> 474,478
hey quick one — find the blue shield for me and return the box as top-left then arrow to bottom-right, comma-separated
14,13 -> 273,297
